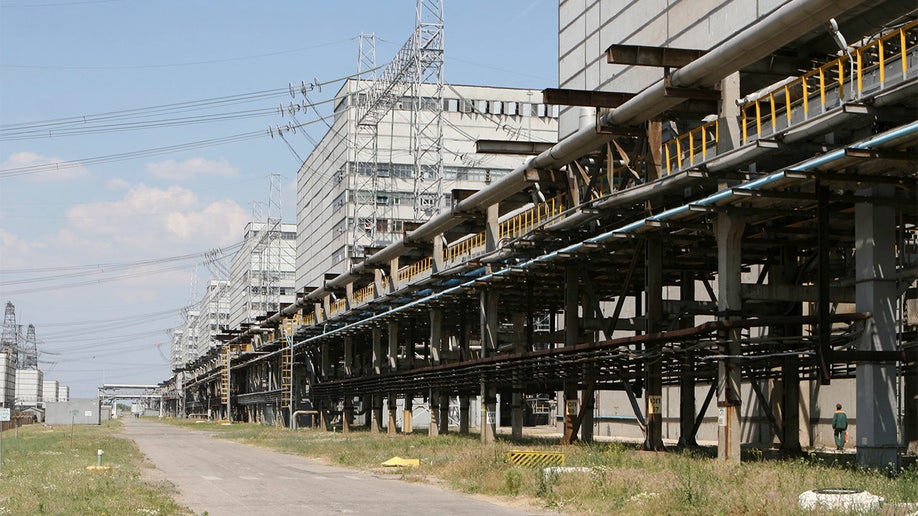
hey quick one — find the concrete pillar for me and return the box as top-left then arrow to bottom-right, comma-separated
430,308 -> 443,365
480,290 -> 499,357
459,395 -> 470,434
644,237 -> 664,451
342,397 -> 353,433
562,381 -> 579,443
432,233 -> 445,273
564,265 -> 580,346
718,71 -> 741,151
372,327 -> 382,375
716,212 -> 745,461
387,322 -> 399,372
481,383 -> 497,443
370,394 -> 382,433
429,389 -> 440,436
439,393 -> 449,435
343,336 -> 353,377
387,394 -> 398,435
855,187 -> 899,469
403,397 -> 413,434
511,391 -> 523,440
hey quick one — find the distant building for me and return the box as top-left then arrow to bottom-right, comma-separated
57,384 -> 70,402
227,222 -> 297,329
192,280 -> 230,358
42,380 -> 59,404
0,351 -> 14,408
295,80 -> 559,290
14,369 -> 42,408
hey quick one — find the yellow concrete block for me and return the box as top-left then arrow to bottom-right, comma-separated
381,456 -> 420,467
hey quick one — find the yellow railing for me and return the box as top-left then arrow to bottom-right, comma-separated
353,283 -> 375,305
498,194 -> 566,241
398,256 -> 432,284
328,297 -> 347,317
444,232 -> 486,264
740,20 -> 917,144
663,119 -> 719,174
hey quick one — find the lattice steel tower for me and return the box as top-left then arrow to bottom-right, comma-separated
0,301 -> 18,369
351,0 -> 444,254
21,324 -> 38,370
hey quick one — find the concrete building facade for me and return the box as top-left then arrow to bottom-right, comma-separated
14,368 -> 42,408
42,380 -> 59,404
228,222 -> 297,329
295,80 -> 559,290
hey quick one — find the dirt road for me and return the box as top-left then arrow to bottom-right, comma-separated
121,417 -> 546,515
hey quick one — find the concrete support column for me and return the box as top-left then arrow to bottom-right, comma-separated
387,394 -> 398,435
481,382 -> 497,443
459,396 -> 470,434
387,322 -> 399,372
372,327 -> 382,375
439,393 -> 449,435
370,394 -> 382,433
564,265 -> 580,347
511,391 -> 523,440
644,237 -> 664,451
432,234 -> 445,273
430,308 -> 443,365
855,187 -> 899,469
320,344 -> 329,381
428,389 -> 440,436
718,72 -> 741,151
716,212 -> 745,461
343,336 -> 353,377
562,381 -> 579,444
403,397 -> 413,434
342,397 -> 353,433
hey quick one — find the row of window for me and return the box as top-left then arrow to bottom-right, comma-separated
342,93 -> 561,119
343,162 -> 511,182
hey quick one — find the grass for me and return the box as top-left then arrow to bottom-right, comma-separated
0,420 -> 193,516
165,419 -> 918,515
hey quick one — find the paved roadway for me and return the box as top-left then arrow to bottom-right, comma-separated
121,417 -> 548,516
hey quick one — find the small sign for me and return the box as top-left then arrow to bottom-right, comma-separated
0,408 -> 10,422
647,395 -> 662,415
565,400 -> 578,416
84,411 -> 93,417
718,407 -> 726,427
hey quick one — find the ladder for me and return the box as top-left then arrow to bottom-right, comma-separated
220,346 -> 232,406
281,342 -> 293,410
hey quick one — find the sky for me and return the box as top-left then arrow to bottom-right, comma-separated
0,0 -> 558,398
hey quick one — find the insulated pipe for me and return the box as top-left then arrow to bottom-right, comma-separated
234,0 -> 870,343
287,120 -> 917,350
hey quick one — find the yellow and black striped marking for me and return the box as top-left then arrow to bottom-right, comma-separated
505,450 -> 565,468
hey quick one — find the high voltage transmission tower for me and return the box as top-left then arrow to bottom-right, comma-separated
21,324 -> 38,370
351,0 -> 444,254
1,301 -> 18,369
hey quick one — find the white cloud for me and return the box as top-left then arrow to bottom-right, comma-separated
0,151 -> 92,182
65,184 -> 248,252
146,157 -> 238,181
105,177 -> 131,190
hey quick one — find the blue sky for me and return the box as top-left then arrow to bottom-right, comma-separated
0,1 -> 557,397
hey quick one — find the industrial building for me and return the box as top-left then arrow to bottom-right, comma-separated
163,0 -> 916,470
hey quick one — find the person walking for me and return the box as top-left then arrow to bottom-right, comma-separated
832,403 -> 848,450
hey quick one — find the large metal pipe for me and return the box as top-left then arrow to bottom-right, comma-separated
234,0 -> 870,343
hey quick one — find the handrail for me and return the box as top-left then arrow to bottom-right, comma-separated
739,20 -> 918,145
663,119 -> 719,174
